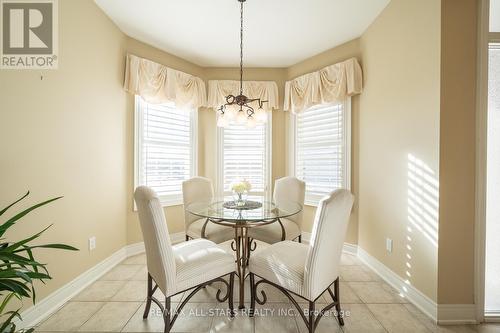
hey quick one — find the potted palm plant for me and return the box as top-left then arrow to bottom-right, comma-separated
0,192 -> 78,332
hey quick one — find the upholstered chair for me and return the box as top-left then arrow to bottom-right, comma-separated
249,189 -> 354,333
134,186 -> 236,333
248,176 -> 305,244
182,177 -> 233,243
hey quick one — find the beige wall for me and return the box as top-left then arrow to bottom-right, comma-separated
358,0 -> 441,301
438,0 -> 477,305
0,0 -> 127,305
286,39 -> 361,244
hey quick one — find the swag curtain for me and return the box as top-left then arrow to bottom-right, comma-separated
207,80 -> 279,110
124,54 -> 206,109
284,57 -> 363,113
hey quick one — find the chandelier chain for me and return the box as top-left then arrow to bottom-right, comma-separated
240,0 -> 244,96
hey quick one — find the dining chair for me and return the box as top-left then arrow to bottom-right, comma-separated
248,176 -> 305,244
182,177 -> 233,243
134,186 -> 236,333
248,189 -> 354,333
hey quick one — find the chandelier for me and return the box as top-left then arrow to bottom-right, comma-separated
216,0 -> 268,128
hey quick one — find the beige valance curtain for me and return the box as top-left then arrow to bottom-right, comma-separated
284,57 -> 363,113
124,54 -> 207,109
207,80 -> 279,110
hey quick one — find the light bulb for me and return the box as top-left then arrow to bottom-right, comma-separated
226,104 -> 237,120
236,111 -> 247,125
217,114 -> 228,127
246,116 -> 256,128
255,108 -> 268,123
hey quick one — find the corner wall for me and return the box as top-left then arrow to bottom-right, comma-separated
0,0 -> 128,305
438,0 -> 477,305
358,0 -> 441,301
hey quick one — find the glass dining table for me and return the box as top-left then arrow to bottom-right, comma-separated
185,199 -> 303,309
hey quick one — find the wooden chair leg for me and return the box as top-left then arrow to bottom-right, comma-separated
163,297 -> 171,333
143,274 -> 153,319
249,273 -> 256,317
308,301 -> 316,333
229,272 -> 235,317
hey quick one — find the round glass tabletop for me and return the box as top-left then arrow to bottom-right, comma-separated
185,200 -> 303,225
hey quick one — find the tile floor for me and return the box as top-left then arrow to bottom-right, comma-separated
35,251 -> 500,333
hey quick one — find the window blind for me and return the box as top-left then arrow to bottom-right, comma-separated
220,122 -> 269,197
295,102 -> 349,204
136,97 -> 195,205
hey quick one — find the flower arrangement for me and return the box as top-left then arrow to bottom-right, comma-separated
231,180 -> 252,206
231,180 -> 252,194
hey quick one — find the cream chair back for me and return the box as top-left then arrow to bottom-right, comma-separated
303,189 -> 354,300
273,177 -> 305,227
182,177 -> 214,230
134,186 -> 177,295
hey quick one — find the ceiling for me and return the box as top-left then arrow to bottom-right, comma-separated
95,0 -> 390,68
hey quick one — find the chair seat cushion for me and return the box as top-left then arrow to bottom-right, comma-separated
247,219 -> 301,244
249,240 -> 308,299
187,219 -> 234,244
172,239 -> 235,295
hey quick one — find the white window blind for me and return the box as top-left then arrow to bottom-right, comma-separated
292,100 -> 350,205
135,97 -> 197,206
218,120 -> 271,198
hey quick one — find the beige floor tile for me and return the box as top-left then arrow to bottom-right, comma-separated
99,265 -> 143,281
295,312 -> 342,333
121,302 -> 165,332
188,281 -> 229,302
210,313 -> 254,333
152,287 -> 185,303
341,253 -> 361,266
122,253 -> 146,265
131,265 -> 148,280
404,304 -> 478,333
72,281 -> 125,302
339,282 -> 362,304
340,265 -> 380,282
341,303 -> 386,333
78,301 -> 141,332
110,280 -> 147,302
254,303 -> 299,333
37,302 -> 104,332
314,282 -> 362,305
368,303 -> 430,333
348,281 -> 407,303
170,302 -> 217,332
254,282 -> 290,303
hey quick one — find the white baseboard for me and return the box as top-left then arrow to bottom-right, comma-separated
357,247 -> 439,322
357,247 -> 478,325
301,232 -> 358,255
18,232 -> 185,329
438,304 -> 477,325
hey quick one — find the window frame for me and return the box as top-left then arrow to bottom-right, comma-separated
134,96 -> 198,207
216,112 -> 273,200
288,98 -> 351,206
